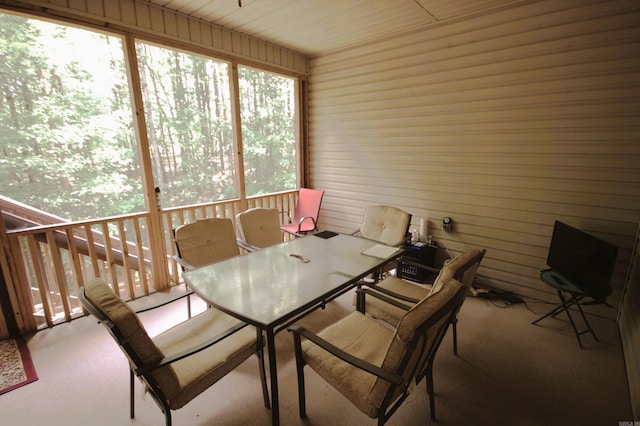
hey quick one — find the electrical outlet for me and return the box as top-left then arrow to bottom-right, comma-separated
442,216 -> 453,232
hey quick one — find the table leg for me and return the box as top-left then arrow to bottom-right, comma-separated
266,328 -> 280,425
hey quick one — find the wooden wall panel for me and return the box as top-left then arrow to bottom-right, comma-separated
308,0 -> 640,320
2,0 -> 308,75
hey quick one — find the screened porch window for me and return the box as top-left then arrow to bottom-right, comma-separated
0,14 -> 142,221
136,42 -> 237,208
239,66 -> 298,196
1,12 -> 302,219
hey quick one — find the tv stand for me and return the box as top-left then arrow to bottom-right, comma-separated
532,270 -> 598,348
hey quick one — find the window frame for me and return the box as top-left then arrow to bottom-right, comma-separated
126,32 -> 305,213
0,8 -> 305,218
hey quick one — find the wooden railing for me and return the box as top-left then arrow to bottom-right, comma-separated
3,190 -> 298,330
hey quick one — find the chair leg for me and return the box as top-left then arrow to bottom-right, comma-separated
452,316 -> 459,355
129,368 -> 135,419
426,363 -> 436,421
292,333 -> 307,418
165,410 -> 172,426
186,293 -> 191,319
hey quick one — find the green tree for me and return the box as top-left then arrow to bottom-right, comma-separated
239,67 -> 296,196
137,43 -> 236,207
0,14 -> 142,220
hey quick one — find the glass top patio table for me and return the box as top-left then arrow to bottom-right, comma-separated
183,232 -> 400,329
183,232 -> 402,425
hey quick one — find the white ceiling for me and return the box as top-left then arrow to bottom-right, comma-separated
151,0 -> 529,56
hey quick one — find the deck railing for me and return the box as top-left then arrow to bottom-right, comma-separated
4,190 -> 298,330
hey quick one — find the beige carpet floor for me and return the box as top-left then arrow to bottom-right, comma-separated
0,288 -> 633,426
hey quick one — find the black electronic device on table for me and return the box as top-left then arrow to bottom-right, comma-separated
545,220 -> 617,303
398,242 -> 436,283
533,220 -> 618,348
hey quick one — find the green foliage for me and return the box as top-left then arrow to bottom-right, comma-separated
239,67 -> 297,196
0,14 -> 142,220
1,13 -> 299,220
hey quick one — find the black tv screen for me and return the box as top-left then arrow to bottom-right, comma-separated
546,220 -> 617,301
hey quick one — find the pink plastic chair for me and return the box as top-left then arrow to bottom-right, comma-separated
280,188 -> 325,236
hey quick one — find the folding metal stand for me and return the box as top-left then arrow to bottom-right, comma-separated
532,270 -> 598,348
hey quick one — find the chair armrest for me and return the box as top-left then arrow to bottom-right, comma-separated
137,322 -> 250,375
295,216 -> 317,231
279,210 -> 292,224
236,238 -> 259,253
358,286 -> 418,307
288,325 -> 403,386
133,288 -> 194,314
172,254 -> 196,271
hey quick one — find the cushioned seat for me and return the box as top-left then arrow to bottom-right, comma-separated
236,207 -> 283,250
289,277 -> 466,424
173,218 -> 242,270
361,248 -> 486,354
350,205 -> 412,283
171,218 -> 247,317
80,278 -> 269,425
352,205 -> 412,247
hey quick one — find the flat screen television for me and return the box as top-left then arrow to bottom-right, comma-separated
546,220 -> 617,302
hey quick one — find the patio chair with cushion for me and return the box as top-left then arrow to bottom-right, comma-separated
351,205 -> 412,281
236,207 -> 283,251
288,277 -> 466,424
79,278 -> 270,426
359,248 -> 486,355
172,217 -> 248,317
351,205 -> 412,247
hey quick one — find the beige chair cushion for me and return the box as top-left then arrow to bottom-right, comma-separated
82,279 -> 179,397
152,307 -> 257,409
302,278 -> 462,419
301,311 -> 395,418
174,218 -> 240,268
236,208 -> 282,248
83,279 -> 257,410
364,276 -> 429,325
427,247 -> 483,296
366,248 -> 483,325
359,205 -> 411,246
371,278 -> 463,410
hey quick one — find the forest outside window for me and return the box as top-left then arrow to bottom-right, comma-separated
239,66 -> 298,196
0,11 -> 302,221
136,42 -> 237,208
0,14 -> 143,221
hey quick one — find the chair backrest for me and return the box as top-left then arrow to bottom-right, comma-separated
174,218 -> 240,269
369,278 -> 465,408
79,279 -> 180,400
428,248 -> 486,296
291,188 -> 324,232
358,205 -> 412,246
236,208 -> 282,248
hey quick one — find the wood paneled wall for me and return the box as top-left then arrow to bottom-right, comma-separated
0,0 -> 308,76
308,0 -> 640,320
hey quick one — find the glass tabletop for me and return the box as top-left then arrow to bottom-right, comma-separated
183,233 -> 401,328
